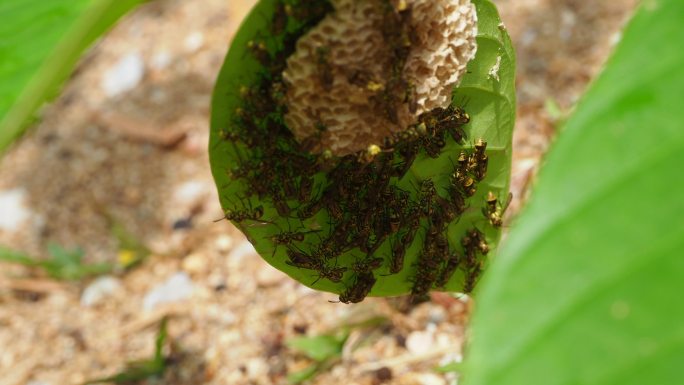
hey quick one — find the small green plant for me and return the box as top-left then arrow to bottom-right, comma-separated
287,332 -> 348,384
109,219 -> 150,269
287,315 -> 387,383
0,244 -> 111,280
84,317 -> 170,385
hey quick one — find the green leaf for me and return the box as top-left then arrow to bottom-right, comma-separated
464,1 -> 684,384
0,0 -> 146,153
287,363 -> 321,384
42,243 -> 111,280
1,243 -> 111,281
83,318 -> 168,384
46,242 -> 83,264
286,333 -> 347,362
210,0 -> 515,298
153,317 -> 169,365
0,246 -> 38,266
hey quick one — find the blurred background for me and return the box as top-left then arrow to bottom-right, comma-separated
0,0 -> 637,384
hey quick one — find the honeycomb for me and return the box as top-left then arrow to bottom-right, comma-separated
283,0 -> 478,155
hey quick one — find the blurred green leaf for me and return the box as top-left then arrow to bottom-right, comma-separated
0,243 -> 111,280
286,332 -> 347,383
84,317 -> 169,384
0,0 -> 146,153
110,219 -> 150,269
287,364 -> 321,384
464,1 -> 684,384
286,332 -> 348,362
544,98 -> 565,123
46,242 -> 83,265
0,246 -> 38,266
153,317 -> 169,364
43,243 -> 111,280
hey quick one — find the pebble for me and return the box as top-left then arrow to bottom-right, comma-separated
174,180 -> 208,205
184,31 -> 205,52
228,241 -> 257,263
256,263 -> 285,287
373,367 -> 393,384
81,276 -> 122,307
151,51 -> 171,70
428,307 -> 447,324
439,352 -> 462,366
214,235 -> 234,252
416,373 -> 446,385
172,217 -> 193,230
142,272 -> 194,311
245,357 -> 268,379
406,329 -> 435,356
101,53 -> 145,97
0,188 -> 31,232
182,253 -> 206,275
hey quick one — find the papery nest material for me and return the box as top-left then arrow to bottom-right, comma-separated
283,0 -> 478,155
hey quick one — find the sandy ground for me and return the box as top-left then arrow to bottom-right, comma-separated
0,0 -> 637,384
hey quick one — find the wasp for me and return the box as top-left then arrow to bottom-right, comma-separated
285,247 -> 320,270
270,225 -> 320,258
338,272 -> 376,304
265,184 -> 291,217
423,136 -> 445,158
297,176 -> 315,204
346,68 -> 375,89
410,260 -> 439,301
271,1 -> 289,35
419,105 -> 469,145
352,256 -> 384,273
483,191 -> 512,228
287,0 -> 332,26
370,86 -> 400,124
313,264 -> 347,284
392,141 -> 419,177
416,179 -> 437,217
450,151 -> 478,197
214,206 -> 265,223
358,144 -> 384,164
247,40 -> 271,67
349,215 -> 374,254
436,252 -> 461,288
388,234 -> 408,274
325,197 -> 344,222
445,186 -> 466,218
215,197 -> 266,224
239,84 -> 274,116
405,82 -> 418,113
380,0 -> 413,74
461,228 -> 489,267
311,236 -> 343,261
440,106 -> 470,145
469,139 -> 488,181
297,197 -> 324,219
463,260 -> 483,294
270,80 -> 287,107
315,46 -> 334,91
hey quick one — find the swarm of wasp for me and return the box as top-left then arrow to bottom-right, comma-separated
214,0 -> 507,303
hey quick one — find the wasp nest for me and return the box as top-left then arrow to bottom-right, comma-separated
283,0 -> 478,155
